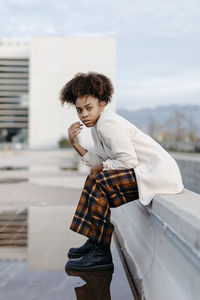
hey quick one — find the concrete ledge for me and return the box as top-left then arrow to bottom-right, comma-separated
151,189 -> 200,258
111,188 -> 200,300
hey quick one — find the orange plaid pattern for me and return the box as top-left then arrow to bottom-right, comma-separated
69,168 -> 139,246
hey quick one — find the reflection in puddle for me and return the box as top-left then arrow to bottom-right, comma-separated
66,269 -> 113,300
0,178 -> 28,183
0,209 -> 27,247
0,166 -> 28,171
0,166 -> 78,172
60,167 -> 78,171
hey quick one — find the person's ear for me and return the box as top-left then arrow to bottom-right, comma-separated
99,101 -> 105,111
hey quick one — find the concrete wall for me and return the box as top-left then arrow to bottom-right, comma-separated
172,152 -> 200,194
29,36 -> 116,149
111,189 -> 200,300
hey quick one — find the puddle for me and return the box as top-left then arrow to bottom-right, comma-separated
60,167 -> 78,171
0,167 -> 28,171
0,166 -> 78,172
0,178 -> 28,183
0,237 -> 134,300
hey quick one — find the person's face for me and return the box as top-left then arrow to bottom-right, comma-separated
75,95 -> 105,127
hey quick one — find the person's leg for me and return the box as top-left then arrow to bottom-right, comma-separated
69,168 -> 139,247
65,168 -> 139,271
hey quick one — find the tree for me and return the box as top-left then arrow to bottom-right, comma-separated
186,113 -> 199,141
163,109 -> 188,141
148,116 -> 158,139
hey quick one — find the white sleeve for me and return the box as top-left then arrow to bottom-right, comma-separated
98,119 -> 138,170
80,150 -> 104,167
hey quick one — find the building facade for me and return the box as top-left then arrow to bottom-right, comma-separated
0,39 -> 29,148
0,37 -> 116,150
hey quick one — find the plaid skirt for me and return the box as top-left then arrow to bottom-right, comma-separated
69,168 -> 139,246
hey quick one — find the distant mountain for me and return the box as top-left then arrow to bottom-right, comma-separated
117,104 -> 200,137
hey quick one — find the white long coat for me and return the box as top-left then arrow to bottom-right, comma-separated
80,105 -> 184,206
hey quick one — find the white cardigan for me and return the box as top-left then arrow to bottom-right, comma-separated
80,105 -> 184,206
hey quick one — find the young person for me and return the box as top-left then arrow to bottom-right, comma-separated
60,72 -> 184,272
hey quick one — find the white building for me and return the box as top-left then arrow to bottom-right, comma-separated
0,37 -> 116,150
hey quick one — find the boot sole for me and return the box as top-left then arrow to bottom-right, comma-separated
65,263 -> 114,272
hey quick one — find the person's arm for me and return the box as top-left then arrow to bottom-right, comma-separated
98,119 -> 138,170
68,121 -> 104,166
79,147 -> 105,166
72,142 -> 87,157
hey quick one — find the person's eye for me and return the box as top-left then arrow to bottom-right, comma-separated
87,107 -> 92,110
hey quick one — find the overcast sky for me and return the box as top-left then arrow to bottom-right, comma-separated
0,0 -> 200,110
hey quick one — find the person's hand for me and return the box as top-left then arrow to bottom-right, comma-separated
68,122 -> 83,145
90,164 -> 104,175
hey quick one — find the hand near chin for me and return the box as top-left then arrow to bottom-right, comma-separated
90,164 -> 103,175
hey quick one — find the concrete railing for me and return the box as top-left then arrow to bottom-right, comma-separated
172,152 -> 200,194
111,188 -> 200,300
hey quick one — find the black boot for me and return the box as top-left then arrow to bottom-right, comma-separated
68,238 -> 95,259
65,241 -> 114,271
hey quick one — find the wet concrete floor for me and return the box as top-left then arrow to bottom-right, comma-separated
0,151 -> 135,299
0,236 -> 134,300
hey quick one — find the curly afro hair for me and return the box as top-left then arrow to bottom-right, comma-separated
59,71 -> 114,107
